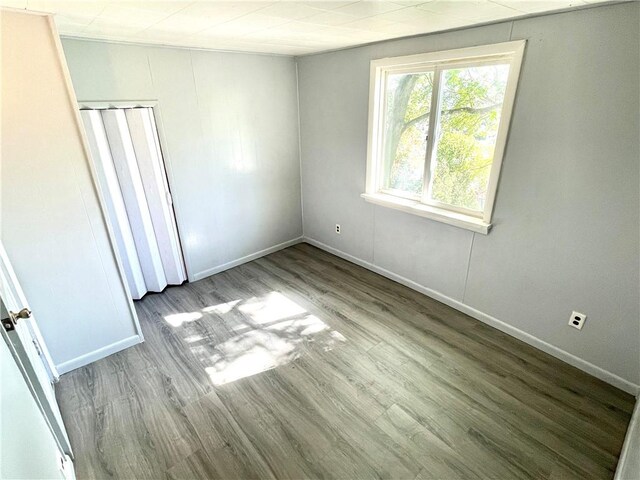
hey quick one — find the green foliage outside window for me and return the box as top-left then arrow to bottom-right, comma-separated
383,64 -> 509,211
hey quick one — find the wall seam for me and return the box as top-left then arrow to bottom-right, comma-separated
295,60 -> 305,236
463,21 -> 512,305
146,53 -> 155,87
372,205 -> 377,265
461,232 -> 475,303
186,48 -> 217,275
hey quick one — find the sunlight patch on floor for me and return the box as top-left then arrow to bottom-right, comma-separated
205,330 -> 299,385
184,334 -> 204,343
163,290 -> 348,386
202,299 -> 241,315
205,314 -> 346,385
238,291 -> 306,324
164,311 -> 203,327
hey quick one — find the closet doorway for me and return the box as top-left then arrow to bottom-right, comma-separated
81,104 -> 187,300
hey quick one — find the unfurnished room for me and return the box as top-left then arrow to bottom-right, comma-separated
0,1 -> 639,479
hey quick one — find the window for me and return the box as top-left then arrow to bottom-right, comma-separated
363,41 -> 525,234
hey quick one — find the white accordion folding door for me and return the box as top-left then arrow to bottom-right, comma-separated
81,107 -> 186,300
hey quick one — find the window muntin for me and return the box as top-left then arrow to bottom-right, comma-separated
365,41 -> 525,229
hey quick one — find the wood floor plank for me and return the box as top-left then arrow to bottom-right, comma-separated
167,449 -> 221,480
368,341 -> 617,477
377,404 -> 486,480
56,243 -> 634,480
211,375 -> 332,480
183,390 -> 277,479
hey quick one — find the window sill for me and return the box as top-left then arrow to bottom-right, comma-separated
361,192 -> 491,234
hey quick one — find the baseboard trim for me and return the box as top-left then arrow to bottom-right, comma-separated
303,236 -> 639,395
55,334 -> 142,374
191,236 -> 304,281
615,398 -> 640,479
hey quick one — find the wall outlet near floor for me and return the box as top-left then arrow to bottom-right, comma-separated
569,311 -> 586,330
335,224 -> 341,234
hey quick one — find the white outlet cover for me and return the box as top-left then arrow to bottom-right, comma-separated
569,311 -> 586,330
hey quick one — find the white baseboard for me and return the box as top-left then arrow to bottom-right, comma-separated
56,334 -> 142,374
615,398 -> 640,479
191,236 -> 304,281
303,236 -> 639,395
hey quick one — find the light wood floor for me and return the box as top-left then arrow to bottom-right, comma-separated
56,243 -> 634,480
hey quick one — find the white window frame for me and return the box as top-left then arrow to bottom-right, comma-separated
362,40 -> 526,234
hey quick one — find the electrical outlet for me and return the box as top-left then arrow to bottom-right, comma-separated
569,311 -> 586,330
335,224 -> 341,234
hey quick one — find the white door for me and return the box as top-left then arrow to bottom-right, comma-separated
1,329 -> 74,480
80,106 -> 187,300
0,242 -> 73,456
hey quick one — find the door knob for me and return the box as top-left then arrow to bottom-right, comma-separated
3,308 -> 32,331
10,308 -> 32,321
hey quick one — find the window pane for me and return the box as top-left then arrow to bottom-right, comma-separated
429,64 -> 510,211
382,71 -> 434,196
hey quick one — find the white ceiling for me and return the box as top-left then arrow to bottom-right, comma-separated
1,0 -> 616,55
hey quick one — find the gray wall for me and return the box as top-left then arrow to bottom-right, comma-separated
62,39 -> 303,281
2,11 -> 139,371
297,3 -> 640,388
